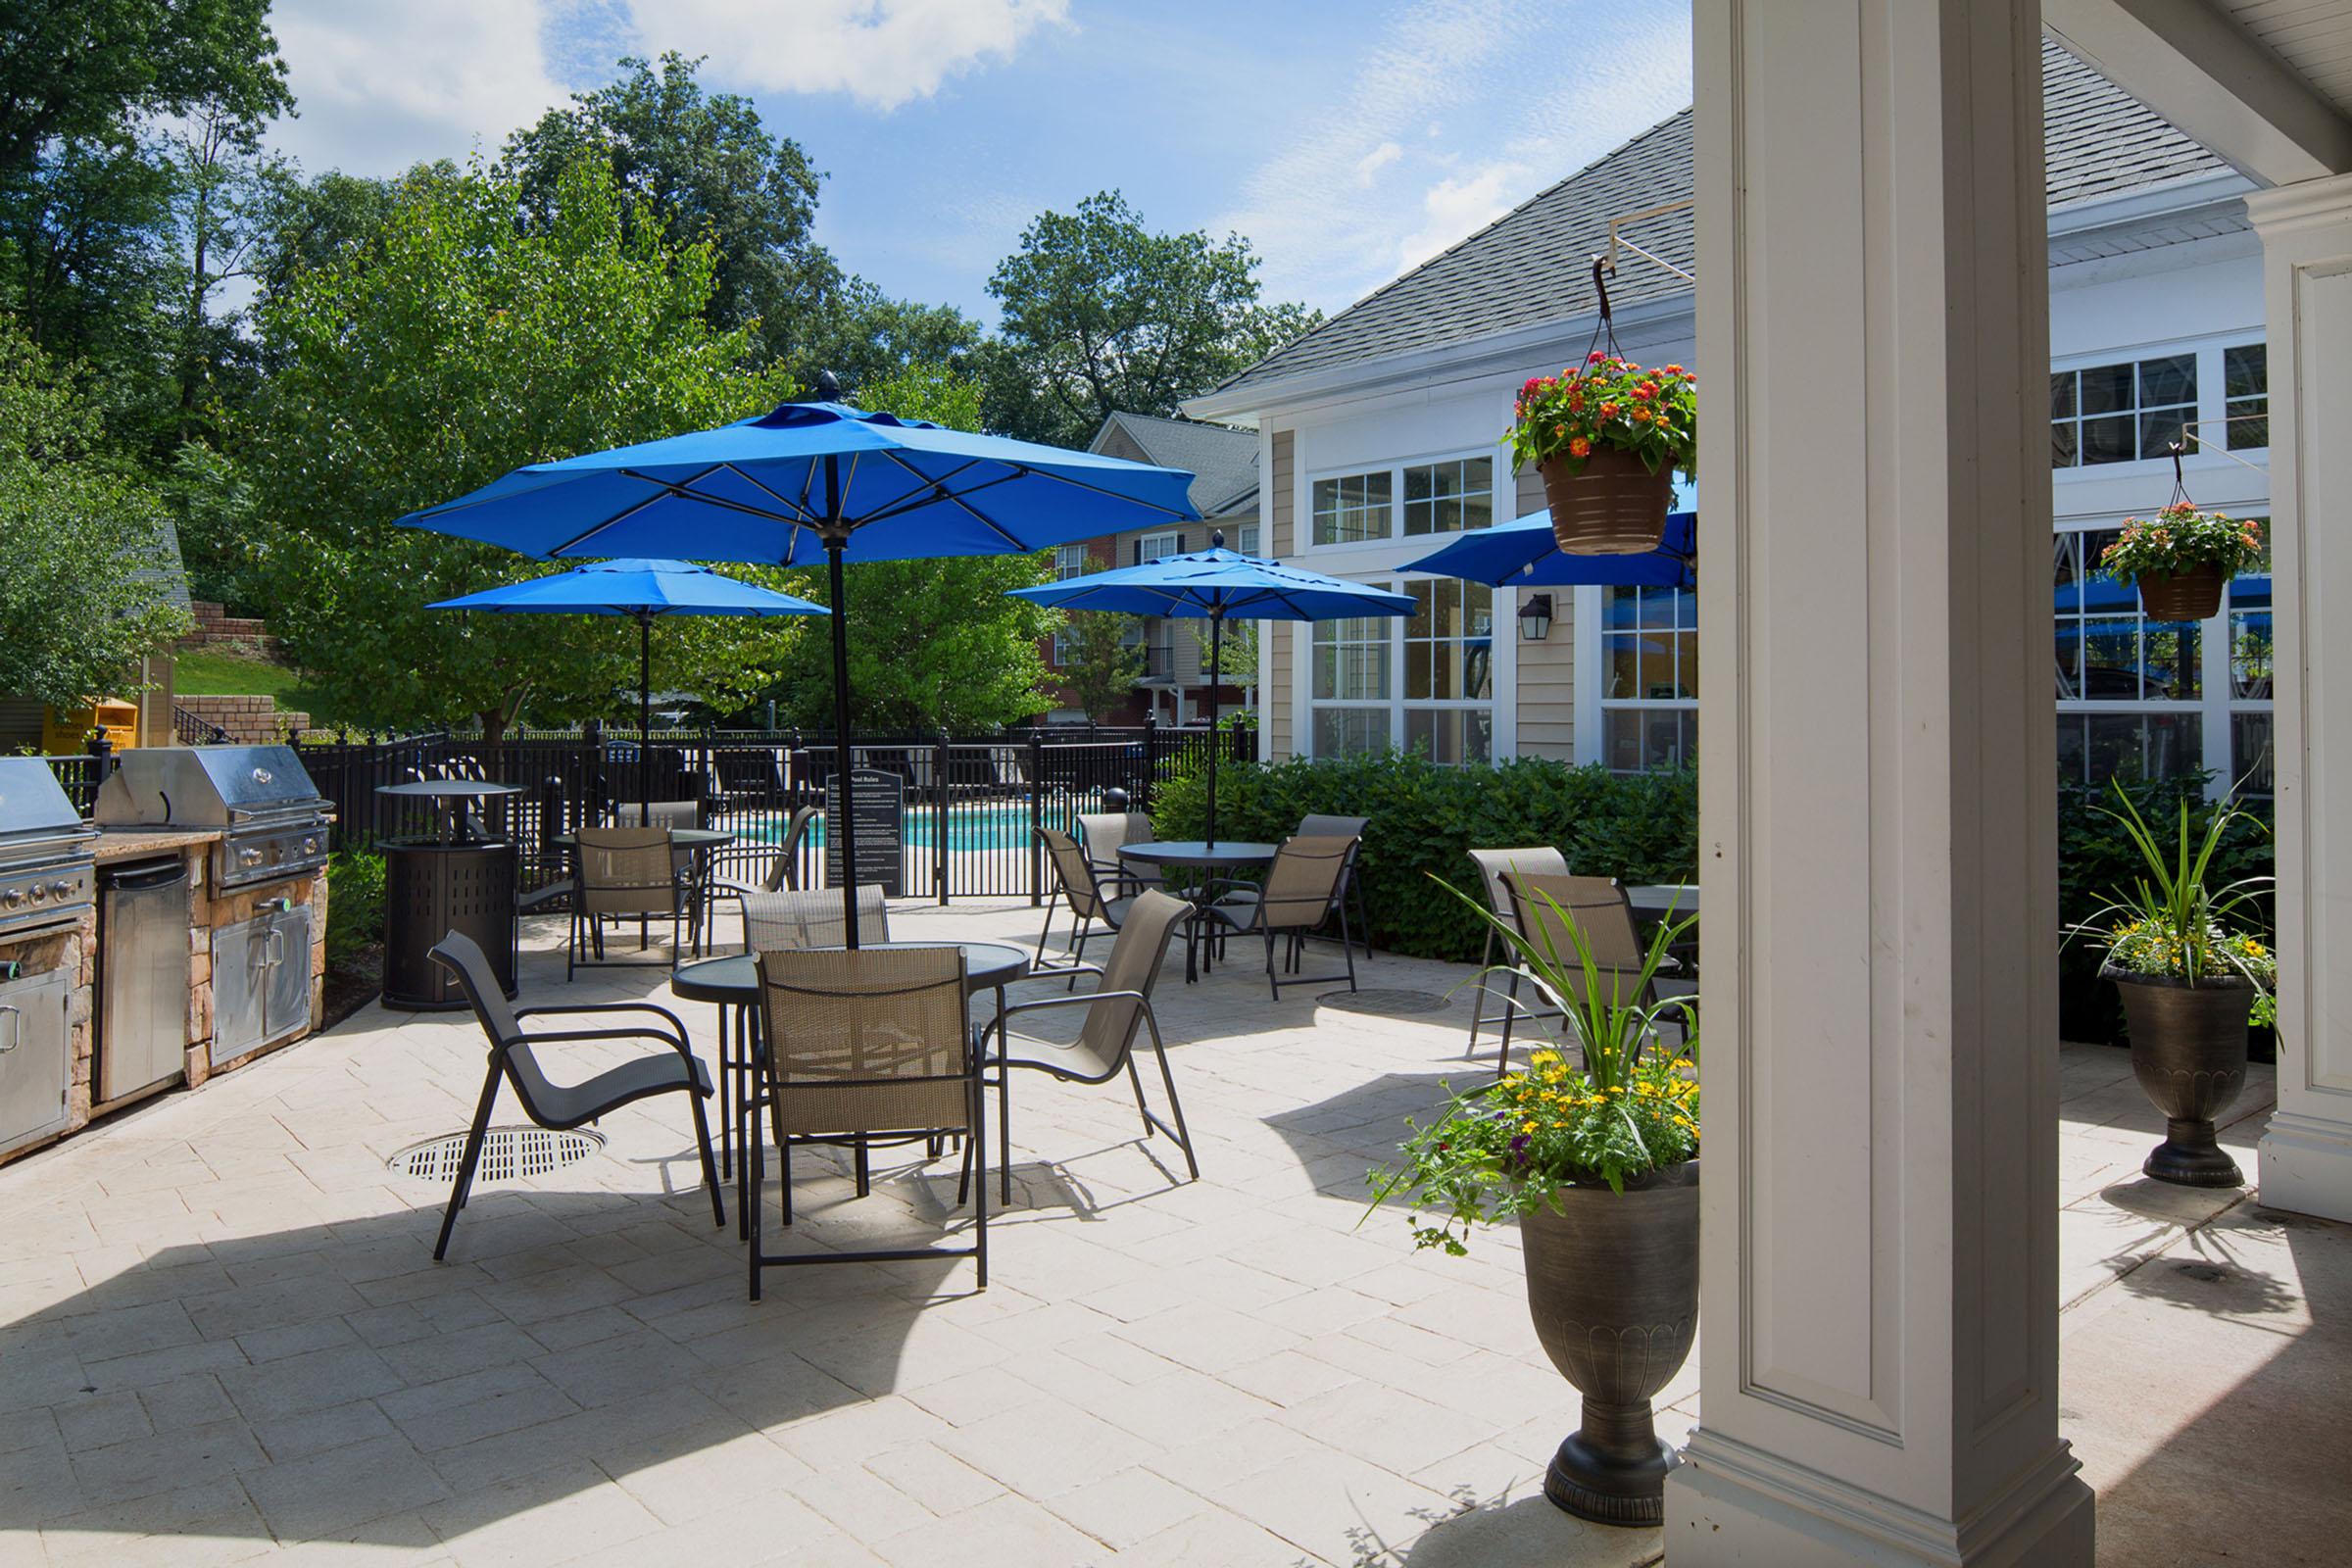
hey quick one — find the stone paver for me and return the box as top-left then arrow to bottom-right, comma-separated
0,893 -> 2336,1566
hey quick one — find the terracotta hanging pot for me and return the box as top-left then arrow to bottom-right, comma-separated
2133,564 -> 2227,622
1538,447 -> 1674,555
2107,967 -> 2251,1187
1518,1160 -> 1699,1526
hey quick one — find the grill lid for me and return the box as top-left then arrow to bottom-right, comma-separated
0,757 -> 89,840
93,745 -> 324,828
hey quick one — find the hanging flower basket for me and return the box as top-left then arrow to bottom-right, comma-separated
2101,501 -> 2263,622
1509,352 -> 1695,558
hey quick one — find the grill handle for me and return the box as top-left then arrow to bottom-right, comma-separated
0,1003 -> 18,1054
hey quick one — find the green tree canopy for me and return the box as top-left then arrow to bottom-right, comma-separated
244,156 -> 798,743
763,362 -> 1057,732
500,53 -> 839,369
0,320 -> 189,709
982,189 -> 1321,448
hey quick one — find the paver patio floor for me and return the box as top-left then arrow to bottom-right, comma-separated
0,894 -> 2338,1566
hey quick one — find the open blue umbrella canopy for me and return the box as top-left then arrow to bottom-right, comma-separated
1010,533 -> 1412,845
1403,509 -> 1697,588
430,559 -> 826,818
397,384 -> 1202,943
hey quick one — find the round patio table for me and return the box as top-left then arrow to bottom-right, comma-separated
1117,842 -> 1282,982
672,941 -> 1031,1235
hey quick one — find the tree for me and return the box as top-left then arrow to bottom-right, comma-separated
244,157 -> 798,743
0,320 -> 189,709
1056,563 -> 1144,721
983,190 -> 1322,448
500,54 -> 840,368
762,362 -> 1057,732
801,277 -> 985,404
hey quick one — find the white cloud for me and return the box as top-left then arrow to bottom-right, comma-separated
1353,141 -> 1403,184
1396,161 -> 1527,270
634,0 -> 1071,110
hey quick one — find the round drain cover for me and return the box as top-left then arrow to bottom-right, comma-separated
1320,988 -> 1455,1016
388,1126 -> 604,1184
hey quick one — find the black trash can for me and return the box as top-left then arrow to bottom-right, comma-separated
381,838 -> 518,1009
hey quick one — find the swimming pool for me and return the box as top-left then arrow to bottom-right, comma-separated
739,804 -> 1045,855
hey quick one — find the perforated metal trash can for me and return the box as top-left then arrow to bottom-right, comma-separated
381,839 -> 517,1009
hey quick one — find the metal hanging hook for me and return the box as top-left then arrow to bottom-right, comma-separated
1591,255 -> 1615,322
2168,440 -> 2189,507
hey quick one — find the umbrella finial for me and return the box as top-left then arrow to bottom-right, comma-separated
1212,528 -> 1225,550
814,369 -> 842,402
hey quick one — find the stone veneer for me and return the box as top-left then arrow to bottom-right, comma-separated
0,831 -> 327,1166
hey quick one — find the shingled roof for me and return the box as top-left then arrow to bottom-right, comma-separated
1210,39 -> 2229,403
1090,411 -> 1259,516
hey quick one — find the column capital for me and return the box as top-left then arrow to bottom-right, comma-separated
2246,171 -> 2352,239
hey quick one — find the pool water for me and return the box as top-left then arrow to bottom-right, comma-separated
743,804 -> 1043,855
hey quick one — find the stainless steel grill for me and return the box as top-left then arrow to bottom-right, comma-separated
93,745 -> 332,892
0,759 -> 98,940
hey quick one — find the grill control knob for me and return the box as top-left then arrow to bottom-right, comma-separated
25,884 -> 43,904
303,837 -> 318,856
51,882 -> 73,900
0,889 -> 19,908
239,847 -> 263,868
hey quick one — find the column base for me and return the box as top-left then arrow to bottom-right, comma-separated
2259,1109 -> 2352,1224
1664,1428 -> 2093,1567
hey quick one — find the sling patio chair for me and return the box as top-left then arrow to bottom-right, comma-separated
1297,813 -> 1374,957
614,799 -> 711,953
1076,809 -> 1163,897
748,945 -> 986,1298
710,803 -> 819,900
1495,869 -> 1667,1079
1465,846 -> 1572,1054
981,888 -> 1198,1203
1196,834 -> 1362,1000
568,825 -> 693,978
1036,827 -> 1137,979
427,931 -> 722,1261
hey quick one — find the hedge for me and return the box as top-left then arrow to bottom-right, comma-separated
1148,751 -> 1698,961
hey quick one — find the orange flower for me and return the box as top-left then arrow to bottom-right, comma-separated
1635,381 -> 1659,400
1569,436 -> 1592,458
1598,401 -> 1620,418
1631,408 -> 1653,423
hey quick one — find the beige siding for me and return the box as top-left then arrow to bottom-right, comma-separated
1266,430 -> 1296,760
1509,464 -> 1577,760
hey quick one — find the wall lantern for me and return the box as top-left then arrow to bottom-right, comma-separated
1518,592 -> 1554,641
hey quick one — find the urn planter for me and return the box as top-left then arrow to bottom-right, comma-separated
1537,447 -> 1673,556
2132,563 -> 2227,622
2109,967 -> 2252,1187
1516,1160 -> 1698,1526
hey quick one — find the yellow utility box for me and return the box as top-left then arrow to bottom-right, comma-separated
43,699 -> 140,755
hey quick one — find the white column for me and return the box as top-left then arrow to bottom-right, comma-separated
2253,175 -> 2352,1225
1668,3 -> 2095,1564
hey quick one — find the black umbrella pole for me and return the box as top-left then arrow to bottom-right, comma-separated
638,612 -> 654,823
1206,610 -> 1221,850
827,540 -> 860,948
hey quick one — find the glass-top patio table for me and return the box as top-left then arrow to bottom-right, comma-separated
1117,842 -> 1282,982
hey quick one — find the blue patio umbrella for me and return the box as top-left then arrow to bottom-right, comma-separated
1008,533 -> 1414,846
430,559 -> 827,819
1403,509 -> 1697,589
399,378 -> 1201,943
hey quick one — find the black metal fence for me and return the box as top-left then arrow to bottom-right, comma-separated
42,723 -> 1248,906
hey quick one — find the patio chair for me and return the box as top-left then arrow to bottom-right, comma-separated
427,931 -> 722,1262
1465,847 -> 1571,1054
748,946 -> 986,1297
710,803 -> 819,916
568,826 -> 692,979
1197,835 -> 1361,1000
614,800 -> 710,952
1076,810 -> 1162,896
982,889 -> 1198,1202
1298,812 -> 1373,958
1495,870 -> 1660,1079
1036,827 -> 1135,978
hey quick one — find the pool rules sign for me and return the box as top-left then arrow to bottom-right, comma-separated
824,767 -> 906,898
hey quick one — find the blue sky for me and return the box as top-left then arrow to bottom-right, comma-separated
262,0 -> 1692,322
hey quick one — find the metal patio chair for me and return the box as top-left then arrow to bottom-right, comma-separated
1298,812 -> 1373,958
1495,869 -> 1658,1079
1076,810 -> 1162,897
1197,834 -> 1362,999
568,825 -> 692,978
1465,846 -> 1572,1054
981,889 -> 1198,1202
748,945 -> 986,1297
428,931 -> 722,1261
614,800 -> 710,953
710,803 -> 819,903
1036,827 -> 1135,977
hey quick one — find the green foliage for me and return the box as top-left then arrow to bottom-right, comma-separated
2070,781 -> 2276,1027
1150,751 -> 1698,960
0,320 -> 189,708
2098,502 -> 2266,590
243,156 -> 796,742
761,362 -> 1056,731
323,850 -> 386,970
1508,353 -> 1697,478
982,190 -> 1321,448
802,278 -> 987,402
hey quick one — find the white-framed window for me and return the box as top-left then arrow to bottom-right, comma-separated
1306,577 -> 1494,762
1051,630 -> 1068,665
1054,544 -> 1089,580
2051,353 -> 2196,467
1236,521 -> 1259,556
1137,530 -> 1183,564
1597,581 -> 1697,771
1308,455 -> 1494,547
2225,343 -> 2269,452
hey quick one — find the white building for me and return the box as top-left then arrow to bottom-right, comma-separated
1185,41 -> 2275,793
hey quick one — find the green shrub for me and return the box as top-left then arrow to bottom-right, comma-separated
324,850 -> 387,971
1148,751 -> 1697,960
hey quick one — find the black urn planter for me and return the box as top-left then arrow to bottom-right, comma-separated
1517,1161 -> 1699,1526
2108,966 -> 2252,1187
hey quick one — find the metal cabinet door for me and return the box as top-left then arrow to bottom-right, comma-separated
264,904 -> 314,1042
0,969 -> 72,1156
211,918 -> 266,1066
